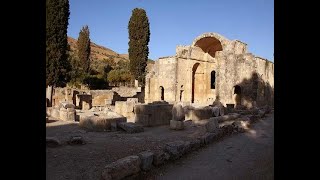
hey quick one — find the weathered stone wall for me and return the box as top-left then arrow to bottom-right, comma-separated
114,98 -> 139,122
52,88 -> 86,107
145,57 -> 177,103
134,103 -> 173,126
89,90 -> 115,106
145,32 -> 274,108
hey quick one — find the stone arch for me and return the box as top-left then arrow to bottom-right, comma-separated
192,32 -> 227,58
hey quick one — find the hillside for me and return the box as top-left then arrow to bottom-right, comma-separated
68,37 -> 129,63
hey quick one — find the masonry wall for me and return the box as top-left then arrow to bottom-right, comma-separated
145,57 -> 177,103
145,33 -> 274,108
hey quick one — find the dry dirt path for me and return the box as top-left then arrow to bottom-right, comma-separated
141,112 -> 274,180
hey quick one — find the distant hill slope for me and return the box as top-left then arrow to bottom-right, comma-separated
68,36 -> 129,63
68,36 -> 155,67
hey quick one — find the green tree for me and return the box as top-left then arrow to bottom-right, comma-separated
77,25 -> 91,73
46,0 -> 71,87
128,8 -> 150,85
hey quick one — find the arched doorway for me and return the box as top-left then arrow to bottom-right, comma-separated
160,86 -> 164,100
233,85 -> 242,107
192,63 -> 200,103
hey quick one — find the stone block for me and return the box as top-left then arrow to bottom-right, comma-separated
51,108 -> 60,119
153,150 -> 170,166
165,141 -> 186,160
172,104 -> 185,121
79,116 -> 127,131
59,109 -> 68,121
194,118 -> 219,133
138,151 -> 154,171
67,111 -> 75,121
102,156 -> 141,180
118,122 -> 144,133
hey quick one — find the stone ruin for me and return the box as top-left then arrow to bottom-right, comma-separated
46,32 -> 274,134
145,32 -> 274,108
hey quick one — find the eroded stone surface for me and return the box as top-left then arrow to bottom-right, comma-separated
102,155 -> 141,180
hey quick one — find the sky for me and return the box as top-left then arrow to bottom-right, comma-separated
67,0 -> 274,62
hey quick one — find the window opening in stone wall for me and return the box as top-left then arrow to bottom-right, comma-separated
211,71 -> 216,89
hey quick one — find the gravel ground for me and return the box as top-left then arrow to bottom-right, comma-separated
136,112 -> 274,180
46,118 -> 205,180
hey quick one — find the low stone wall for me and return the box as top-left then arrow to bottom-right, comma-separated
134,103 -> 173,126
79,115 -> 127,131
47,103 -> 76,121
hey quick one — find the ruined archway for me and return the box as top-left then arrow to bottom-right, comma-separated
192,63 -> 200,103
192,33 -> 226,58
159,86 -> 164,100
233,85 -> 242,107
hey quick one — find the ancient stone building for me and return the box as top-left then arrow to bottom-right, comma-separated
145,32 -> 274,108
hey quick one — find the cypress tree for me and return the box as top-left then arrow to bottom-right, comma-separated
46,0 -> 71,87
77,25 -> 91,74
128,8 -> 150,85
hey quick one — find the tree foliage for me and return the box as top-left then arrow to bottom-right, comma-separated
77,25 -> 91,74
46,0 -> 71,87
128,8 -> 150,85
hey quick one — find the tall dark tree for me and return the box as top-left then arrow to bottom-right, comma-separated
77,25 -> 91,74
128,8 -> 150,85
46,0 -> 71,87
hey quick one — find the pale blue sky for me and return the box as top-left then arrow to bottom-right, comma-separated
67,0 -> 274,61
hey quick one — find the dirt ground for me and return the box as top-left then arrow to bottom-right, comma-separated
46,117 -> 206,180
46,112 -> 273,180
138,112 -> 274,180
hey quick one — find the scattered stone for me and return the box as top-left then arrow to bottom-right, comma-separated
102,155 -> 141,180
138,151 -> 154,171
46,137 -> 61,147
170,120 -> 184,130
68,136 -> 85,145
